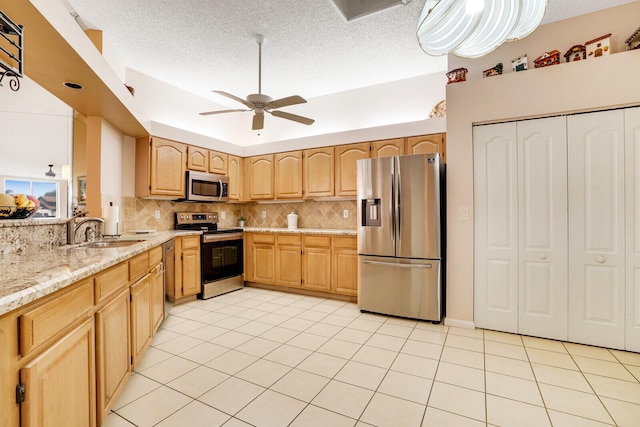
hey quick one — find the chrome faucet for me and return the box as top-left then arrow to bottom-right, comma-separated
67,212 -> 105,245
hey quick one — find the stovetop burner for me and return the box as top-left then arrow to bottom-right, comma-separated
174,212 -> 242,234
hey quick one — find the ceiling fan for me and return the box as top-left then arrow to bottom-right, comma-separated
200,35 -> 315,131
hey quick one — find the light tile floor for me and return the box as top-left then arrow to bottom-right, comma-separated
104,287 -> 640,427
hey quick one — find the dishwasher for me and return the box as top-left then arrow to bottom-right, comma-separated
162,238 -> 175,318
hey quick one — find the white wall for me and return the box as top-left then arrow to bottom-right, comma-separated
444,2 -> 640,327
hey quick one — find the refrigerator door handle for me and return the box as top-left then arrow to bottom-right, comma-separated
363,260 -> 433,269
390,172 -> 396,243
396,170 -> 401,241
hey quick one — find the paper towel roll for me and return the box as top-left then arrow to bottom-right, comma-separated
104,204 -> 120,236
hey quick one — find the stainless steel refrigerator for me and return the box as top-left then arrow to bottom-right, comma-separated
357,153 -> 445,322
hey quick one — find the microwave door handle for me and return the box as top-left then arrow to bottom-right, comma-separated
219,179 -> 223,201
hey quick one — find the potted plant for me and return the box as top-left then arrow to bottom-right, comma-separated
238,216 -> 246,227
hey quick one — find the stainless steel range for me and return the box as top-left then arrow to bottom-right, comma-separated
175,212 -> 244,299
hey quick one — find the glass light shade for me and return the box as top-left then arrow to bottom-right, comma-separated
417,0 -> 547,58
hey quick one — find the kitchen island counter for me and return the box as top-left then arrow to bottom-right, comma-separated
0,230 -> 199,316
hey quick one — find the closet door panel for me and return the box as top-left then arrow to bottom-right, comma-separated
474,123 -> 518,332
626,106 -> 640,352
517,116 -> 568,340
568,110 -> 625,349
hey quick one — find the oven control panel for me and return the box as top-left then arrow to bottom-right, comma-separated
175,211 -> 219,225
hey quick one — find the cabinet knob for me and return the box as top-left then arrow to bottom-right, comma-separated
538,253 -> 547,260
596,255 -> 606,264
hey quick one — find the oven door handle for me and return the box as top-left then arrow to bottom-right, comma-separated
202,232 -> 244,243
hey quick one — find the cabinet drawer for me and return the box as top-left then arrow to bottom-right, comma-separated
253,234 -> 275,244
334,236 -> 357,249
304,235 -> 332,247
149,245 -> 162,267
94,262 -> 129,304
20,280 -> 93,356
129,252 -> 149,282
181,236 -> 200,250
277,235 -> 301,246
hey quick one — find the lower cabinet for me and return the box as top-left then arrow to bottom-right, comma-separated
151,263 -> 165,333
245,232 -> 357,297
21,318 -> 96,427
173,236 -> 201,300
130,273 -> 153,369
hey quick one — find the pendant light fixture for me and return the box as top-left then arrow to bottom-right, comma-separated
417,0 -> 547,58
45,164 -> 56,177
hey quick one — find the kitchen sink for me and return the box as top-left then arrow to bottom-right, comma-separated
84,240 -> 142,248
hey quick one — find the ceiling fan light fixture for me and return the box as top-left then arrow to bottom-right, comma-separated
417,0 -> 548,58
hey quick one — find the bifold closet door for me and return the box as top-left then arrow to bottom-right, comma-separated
517,117 -> 568,341
474,122 -> 518,332
568,110 -> 625,350
626,107 -> 640,352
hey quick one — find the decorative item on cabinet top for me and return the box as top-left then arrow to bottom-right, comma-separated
446,68 -> 467,84
482,63 -> 503,78
626,26 -> 640,50
534,50 -> 561,68
585,33 -> 612,58
512,54 -> 528,72
564,45 -> 586,62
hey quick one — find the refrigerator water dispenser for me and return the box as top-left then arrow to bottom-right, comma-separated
361,199 -> 381,227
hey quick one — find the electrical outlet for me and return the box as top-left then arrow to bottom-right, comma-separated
343,209 -> 349,218
220,212 -> 226,219
261,210 -> 267,219
154,210 -> 160,219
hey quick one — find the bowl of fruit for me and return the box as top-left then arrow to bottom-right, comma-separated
0,193 -> 40,219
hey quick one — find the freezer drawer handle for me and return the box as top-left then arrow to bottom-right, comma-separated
363,260 -> 432,269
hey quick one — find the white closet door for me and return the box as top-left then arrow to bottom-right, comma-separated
474,123 -> 518,332
568,110 -> 626,349
517,117 -> 568,340
626,107 -> 640,352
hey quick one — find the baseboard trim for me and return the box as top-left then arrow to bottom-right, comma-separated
444,317 -> 476,330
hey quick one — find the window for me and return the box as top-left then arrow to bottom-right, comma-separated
3,178 -> 61,218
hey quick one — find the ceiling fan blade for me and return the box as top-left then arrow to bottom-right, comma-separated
271,110 -> 315,126
267,95 -> 307,110
199,109 -> 249,116
211,90 -> 253,108
252,113 -> 265,130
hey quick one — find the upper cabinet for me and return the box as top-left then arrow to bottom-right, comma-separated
407,133 -> 446,161
335,143 -> 370,197
247,155 -> 274,200
304,147 -> 335,198
371,138 -> 405,158
275,151 -> 303,199
227,155 -> 243,201
135,137 -> 186,198
209,150 -> 228,175
186,146 -> 209,171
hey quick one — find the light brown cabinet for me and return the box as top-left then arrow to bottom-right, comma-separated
151,263 -> 165,333
335,143 -> 370,197
332,236 -> 358,296
209,150 -> 228,175
135,136 -> 186,198
20,318 -> 96,427
275,151 -> 303,199
173,236 -> 201,300
130,273 -> 152,369
247,155 -> 274,200
302,236 -> 332,292
247,233 -> 276,284
304,147 -> 334,198
406,133 -> 446,161
187,145 -> 209,171
371,138 -> 405,158
276,235 -> 302,287
228,155 -> 243,201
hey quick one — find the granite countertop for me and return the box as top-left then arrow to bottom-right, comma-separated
0,230 -> 199,317
242,227 -> 357,236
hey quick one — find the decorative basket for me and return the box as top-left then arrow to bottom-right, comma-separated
0,205 -> 38,219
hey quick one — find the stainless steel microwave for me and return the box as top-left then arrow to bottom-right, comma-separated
185,171 -> 229,202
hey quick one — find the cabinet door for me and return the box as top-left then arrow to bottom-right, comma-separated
253,243 -> 275,284
181,248 -> 201,297
209,150 -> 228,175
21,318 -> 96,427
228,155 -> 243,200
275,151 -> 303,199
96,288 -> 130,423
150,138 -> 186,197
151,263 -> 165,333
303,236 -> 332,292
304,147 -> 334,198
332,237 -> 358,296
568,110 -> 625,349
517,117 -> 568,341
371,138 -> 404,158
187,145 -> 209,171
248,155 -> 274,199
627,107 -> 640,352
335,143 -> 369,197
473,123 -> 518,333
276,235 -> 302,287
406,134 -> 445,161
130,273 -> 152,369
